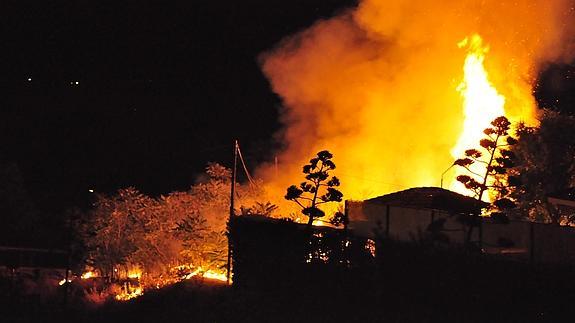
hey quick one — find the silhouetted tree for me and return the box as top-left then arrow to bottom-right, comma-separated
511,110 -> 575,224
285,150 -> 343,227
455,116 -> 517,208
330,210 -> 348,228
454,116 -> 517,244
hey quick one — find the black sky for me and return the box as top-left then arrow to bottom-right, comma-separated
1,0 -> 574,215
0,0 -> 355,213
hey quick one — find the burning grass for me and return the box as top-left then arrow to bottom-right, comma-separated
64,264 -> 229,303
13,249 -> 573,322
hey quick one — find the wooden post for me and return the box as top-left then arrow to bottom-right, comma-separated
226,140 -> 238,284
385,205 -> 390,238
63,250 -> 71,308
343,200 -> 349,232
478,217 -> 483,251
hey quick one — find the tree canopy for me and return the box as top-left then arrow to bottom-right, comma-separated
76,163 -> 270,283
510,110 -> 575,224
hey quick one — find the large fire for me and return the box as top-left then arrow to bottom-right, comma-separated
453,34 -> 506,156
257,0 -> 575,204
449,34 -> 507,196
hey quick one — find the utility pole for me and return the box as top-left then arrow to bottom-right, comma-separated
226,140 -> 238,284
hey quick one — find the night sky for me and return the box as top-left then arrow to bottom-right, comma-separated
1,0 -> 354,214
1,0 -> 574,215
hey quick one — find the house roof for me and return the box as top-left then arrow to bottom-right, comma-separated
364,187 -> 488,214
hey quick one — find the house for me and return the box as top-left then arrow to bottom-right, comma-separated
346,187 -> 487,245
346,186 -> 575,264
0,246 -> 69,289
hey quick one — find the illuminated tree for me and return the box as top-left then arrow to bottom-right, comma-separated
78,163 -> 266,282
285,150 -> 343,227
177,163 -> 266,272
136,191 -> 203,276
81,187 -> 154,280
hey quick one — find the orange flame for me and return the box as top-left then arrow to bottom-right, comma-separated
115,286 -> 143,301
258,0 -> 574,204
127,268 -> 142,279
180,265 -> 229,283
449,34 -> 506,197
81,271 -> 96,279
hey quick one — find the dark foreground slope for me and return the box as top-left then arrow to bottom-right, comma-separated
3,245 -> 575,322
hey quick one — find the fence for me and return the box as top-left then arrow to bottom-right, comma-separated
228,215 -> 375,289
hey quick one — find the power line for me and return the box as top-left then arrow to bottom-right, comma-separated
335,171 -> 406,189
235,141 -> 257,188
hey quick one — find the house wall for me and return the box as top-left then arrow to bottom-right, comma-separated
482,220 -> 531,261
346,201 -> 386,238
533,224 -> 575,263
347,202 -> 476,244
348,200 -> 575,264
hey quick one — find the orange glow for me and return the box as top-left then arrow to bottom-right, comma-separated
127,268 -> 142,279
257,0 -> 574,206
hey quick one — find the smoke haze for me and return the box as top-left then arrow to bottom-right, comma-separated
258,0 -> 575,202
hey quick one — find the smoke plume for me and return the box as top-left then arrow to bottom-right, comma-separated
258,0 -> 575,201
